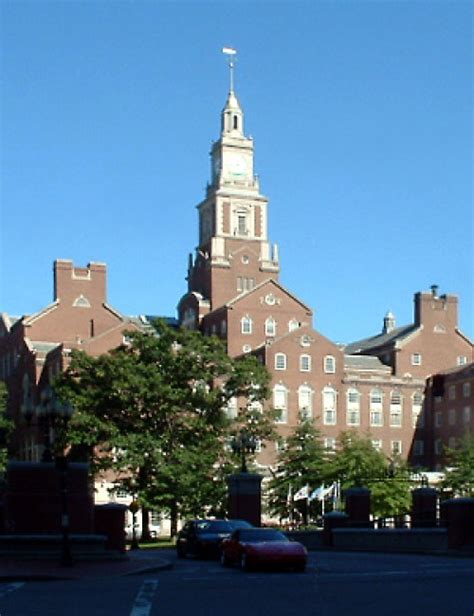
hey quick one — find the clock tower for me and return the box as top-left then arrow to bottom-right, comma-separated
185,81 -> 280,314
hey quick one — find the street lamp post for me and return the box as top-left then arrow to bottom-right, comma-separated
23,385 -> 75,566
231,428 -> 257,473
129,499 -> 140,550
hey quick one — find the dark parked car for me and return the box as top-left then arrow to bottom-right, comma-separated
176,519 -> 253,559
220,527 -> 307,571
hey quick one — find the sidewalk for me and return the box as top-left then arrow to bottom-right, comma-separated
0,548 -> 173,581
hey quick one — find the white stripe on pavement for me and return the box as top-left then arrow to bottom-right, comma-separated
130,578 -> 159,616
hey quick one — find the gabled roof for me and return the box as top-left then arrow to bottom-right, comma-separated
22,300 -> 61,326
225,277 -> 312,313
344,324 -> 418,355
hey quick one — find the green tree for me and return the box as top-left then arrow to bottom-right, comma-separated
267,419 -> 327,524
55,320 -> 273,535
326,432 -> 411,519
443,435 -> 474,497
0,382 -> 14,471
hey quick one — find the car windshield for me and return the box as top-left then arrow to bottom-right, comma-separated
196,520 -> 233,533
239,529 -> 288,543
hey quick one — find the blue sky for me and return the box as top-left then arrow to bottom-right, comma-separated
1,0 -> 472,343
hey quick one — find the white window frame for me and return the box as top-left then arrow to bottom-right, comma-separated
324,355 -> 336,374
411,353 -> 422,366
273,385 -> 288,424
322,387 -> 337,425
241,315 -> 252,335
298,385 -> 313,419
288,319 -> 300,332
275,353 -> 287,371
391,440 -> 402,456
371,439 -> 382,451
265,317 -> 277,337
324,437 -> 336,451
370,388 -> 383,427
389,391 -> 403,427
299,354 -> 311,372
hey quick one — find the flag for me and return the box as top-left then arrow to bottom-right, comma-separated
309,485 -> 324,501
222,47 -> 237,55
309,483 -> 335,501
293,485 -> 309,501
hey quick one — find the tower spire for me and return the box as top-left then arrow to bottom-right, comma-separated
222,46 -> 237,92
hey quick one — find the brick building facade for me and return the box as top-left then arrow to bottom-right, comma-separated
177,84 -> 473,469
0,259 -> 148,461
1,83 -> 472,473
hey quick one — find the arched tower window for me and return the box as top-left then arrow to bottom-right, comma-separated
233,115 -> 238,130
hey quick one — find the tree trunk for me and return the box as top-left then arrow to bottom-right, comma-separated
170,500 -> 178,537
140,507 -> 152,542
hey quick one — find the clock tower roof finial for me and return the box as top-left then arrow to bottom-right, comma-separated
221,47 -> 244,136
222,46 -> 237,93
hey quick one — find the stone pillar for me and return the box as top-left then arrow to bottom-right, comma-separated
227,473 -> 262,527
322,511 -> 348,547
411,488 -> 438,528
441,498 -> 474,549
345,487 -> 372,528
94,504 -> 127,552
4,461 -> 94,534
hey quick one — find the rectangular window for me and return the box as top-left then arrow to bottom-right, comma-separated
448,385 -> 456,400
324,356 -> 336,373
371,439 -> 382,451
370,409 -> 383,427
346,410 -> 360,426
463,383 -> 471,398
275,354 -> 286,370
448,408 -> 456,426
457,356 -> 467,366
411,353 -> 422,366
463,406 -> 471,424
390,408 -> 402,427
435,412 -> 442,427
299,355 -> 311,372
391,440 -> 402,456
435,439 -> 443,455
324,437 -> 336,451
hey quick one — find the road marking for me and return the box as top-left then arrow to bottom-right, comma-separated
0,582 -> 24,598
130,578 -> 159,616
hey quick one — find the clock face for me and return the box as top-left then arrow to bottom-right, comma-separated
227,154 -> 247,176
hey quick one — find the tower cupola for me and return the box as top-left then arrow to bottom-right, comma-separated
221,90 -> 244,136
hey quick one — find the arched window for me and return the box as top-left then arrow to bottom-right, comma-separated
241,316 -> 252,335
233,115 -> 238,130
288,319 -> 300,332
273,384 -> 288,424
298,385 -> 313,419
275,353 -> 287,371
324,355 -> 336,373
265,317 -> 277,337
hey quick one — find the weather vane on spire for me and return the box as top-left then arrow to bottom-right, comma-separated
222,46 -> 237,92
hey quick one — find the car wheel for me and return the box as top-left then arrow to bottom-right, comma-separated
240,553 -> 250,571
220,551 -> 230,567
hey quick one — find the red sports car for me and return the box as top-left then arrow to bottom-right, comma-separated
220,527 -> 307,572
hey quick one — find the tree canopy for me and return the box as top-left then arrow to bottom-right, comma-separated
443,435 -> 474,497
54,320 -> 274,531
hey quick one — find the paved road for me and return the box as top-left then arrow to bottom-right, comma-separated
0,550 -> 472,615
